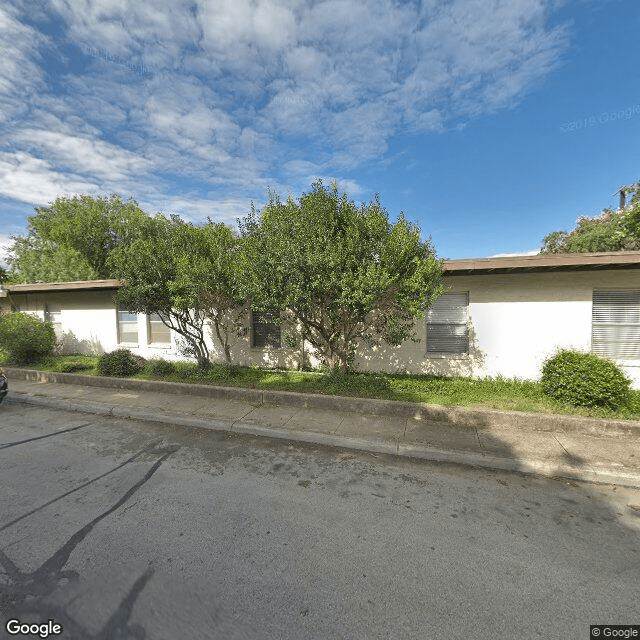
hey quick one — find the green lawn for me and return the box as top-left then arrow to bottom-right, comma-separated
5,353 -> 640,421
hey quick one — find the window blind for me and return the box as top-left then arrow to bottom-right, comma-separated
252,310 -> 281,348
592,290 -> 640,359
426,292 -> 469,353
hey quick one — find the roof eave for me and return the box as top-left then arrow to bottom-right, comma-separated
3,279 -> 123,293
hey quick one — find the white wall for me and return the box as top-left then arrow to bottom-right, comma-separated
348,269 -> 640,388
6,268 -> 640,388
8,290 -> 119,355
429,269 -> 640,388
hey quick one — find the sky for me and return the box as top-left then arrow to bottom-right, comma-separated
1,0 -> 639,267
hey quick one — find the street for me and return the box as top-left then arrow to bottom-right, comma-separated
1,402 -> 639,640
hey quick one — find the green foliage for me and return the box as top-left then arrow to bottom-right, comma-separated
238,179 -> 443,373
7,238 -> 98,283
108,214 -> 211,367
7,194 -> 148,283
541,349 -> 631,409
0,312 -> 56,364
145,358 -> 177,376
318,369 -> 391,397
58,360 -> 95,373
97,349 -> 146,377
173,221 -> 248,364
13,354 -> 640,420
541,182 -> 640,253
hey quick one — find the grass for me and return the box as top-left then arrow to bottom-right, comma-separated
3,352 -> 640,421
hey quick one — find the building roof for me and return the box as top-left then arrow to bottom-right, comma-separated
443,251 -> 640,275
1,251 -> 640,294
1,279 -> 122,295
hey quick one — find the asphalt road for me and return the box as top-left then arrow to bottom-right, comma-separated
1,402 -> 639,640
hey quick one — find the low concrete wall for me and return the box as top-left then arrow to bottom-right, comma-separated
7,367 -> 640,435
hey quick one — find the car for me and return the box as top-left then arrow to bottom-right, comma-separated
0,368 -> 7,404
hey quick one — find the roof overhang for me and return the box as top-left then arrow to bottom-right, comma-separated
2,279 -> 123,294
442,251 -> 640,275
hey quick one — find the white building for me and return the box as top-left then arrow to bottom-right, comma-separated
1,251 -> 639,387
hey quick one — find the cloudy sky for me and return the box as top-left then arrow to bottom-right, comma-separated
1,0 -> 639,264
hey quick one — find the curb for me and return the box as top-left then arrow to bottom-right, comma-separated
7,391 -> 640,489
7,367 -> 640,435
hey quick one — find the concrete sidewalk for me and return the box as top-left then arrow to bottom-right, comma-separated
4,368 -> 640,488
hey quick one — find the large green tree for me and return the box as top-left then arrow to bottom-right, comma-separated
173,220 -> 248,364
7,194 -> 148,282
7,238 -> 99,283
541,182 -> 640,253
238,180 -> 444,373
108,214 -> 212,367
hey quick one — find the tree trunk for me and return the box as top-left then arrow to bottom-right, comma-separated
212,318 -> 232,364
193,338 -> 210,369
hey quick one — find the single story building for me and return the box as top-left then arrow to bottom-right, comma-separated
1,250 -> 639,388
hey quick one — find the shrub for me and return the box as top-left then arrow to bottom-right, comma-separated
97,349 -> 146,377
146,358 -> 176,376
541,349 -> 631,409
0,312 -> 56,364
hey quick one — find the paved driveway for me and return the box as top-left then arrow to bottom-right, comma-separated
1,403 -> 639,639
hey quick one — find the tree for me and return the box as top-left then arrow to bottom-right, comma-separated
6,237 -> 98,283
108,214 -> 212,368
7,194 -> 149,282
173,221 -> 249,364
541,182 -> 640,253
238,180 -> 444,373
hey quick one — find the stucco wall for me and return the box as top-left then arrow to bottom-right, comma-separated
4,268 -> 640,388
8,290 -> 119,355
356,268 -> 640,388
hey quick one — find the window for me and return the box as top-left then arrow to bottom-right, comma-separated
252,310 -> 281,348
148,312 -> 171,344
44,304 -> 63,338
426,292 -> 469,354
592,290 -> 640,359
117,307 -> 138,344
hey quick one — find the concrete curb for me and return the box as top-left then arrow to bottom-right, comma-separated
7,391 -> 640,489
7,367 -> 640,435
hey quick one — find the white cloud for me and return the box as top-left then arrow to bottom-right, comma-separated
0,151 -> 98,206
0,232 -> 13,268
13,128 -> 153,183
148,195 -> 255,228
0,0 -> 572,216
489,250 -> 540,257
0,5 -> 48,125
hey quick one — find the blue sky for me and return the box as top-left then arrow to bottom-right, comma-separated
1,0 -> 639,265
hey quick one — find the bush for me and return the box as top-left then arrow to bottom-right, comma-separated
541,349 -> 631,409
146,358 -> 176,376
0,312 -> 56,364
97,349 -> 145,377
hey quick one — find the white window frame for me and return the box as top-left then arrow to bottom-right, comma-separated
426,292 -> 469,355
592,289 -> 640,360
117,306 -> 139,345
147,312 -> 171,346
44,303 -> 63,338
